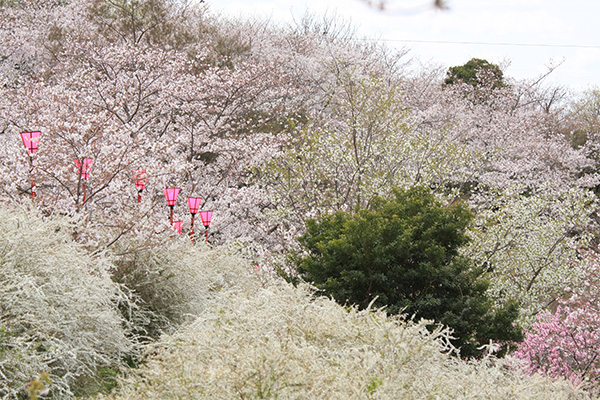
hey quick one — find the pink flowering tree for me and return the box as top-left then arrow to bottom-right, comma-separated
0,0 -> 298,251
514,305 -> 600,387
513,250 -> 600,390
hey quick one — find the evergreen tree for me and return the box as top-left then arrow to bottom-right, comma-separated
293,187 -> 522,357
444,58 -> 505,89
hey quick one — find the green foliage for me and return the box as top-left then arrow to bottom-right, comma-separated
0,0 -> 21,6
444,58 -> 505,89
569,87 -> 600,132
86,0 -> 252,67
25,372 -> 51,400
86,0 -> 205,50
292,187 -> 522,357
110,240 -> 265,338
566,87 -> 600,157
568,129 -> 589,150
260,72 -> 483,228
87,0 -> 172,45
71,367 -> 119,397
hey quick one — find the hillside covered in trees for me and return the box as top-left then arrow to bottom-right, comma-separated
2,0 -> 600,398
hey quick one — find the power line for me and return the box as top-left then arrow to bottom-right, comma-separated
357,38 -> 600,49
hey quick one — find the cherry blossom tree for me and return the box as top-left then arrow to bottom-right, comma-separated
464,186 -> 597,325
0,0 -> 299,252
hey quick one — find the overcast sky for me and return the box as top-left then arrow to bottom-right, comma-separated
204,0 -> 600,93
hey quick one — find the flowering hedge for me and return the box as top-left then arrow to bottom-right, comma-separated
514,306 -> 600,388
0,202 -> 135,399
102,272 -> 587,399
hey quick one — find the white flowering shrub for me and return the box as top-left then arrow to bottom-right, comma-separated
0,202 -> 135,399
110,239 -> 264,337
103,272 -> 586,399
464,185 -> 597,325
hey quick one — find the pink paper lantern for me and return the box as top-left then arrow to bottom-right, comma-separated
199,210 -> 213,244
187,197 -> 202,216
173,220 -> 183,235
134,169 -> 147,192
75,158 -> 94,179
163,188 -> 180,207
187,197 -> 202,242
164,188 -> 180,225
199,210 -> 213,228
20,131 -> 41,155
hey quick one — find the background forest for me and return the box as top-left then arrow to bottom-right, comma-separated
2,0 -> 600,398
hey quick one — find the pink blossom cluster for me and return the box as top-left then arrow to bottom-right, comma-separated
514,306 -> 600,386
514,251 -> 600,390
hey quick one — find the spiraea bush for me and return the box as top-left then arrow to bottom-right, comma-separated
109,239 -> 264,338
0,203 -> 589,399
102,276 -> 588,399
0,202 -> 136,399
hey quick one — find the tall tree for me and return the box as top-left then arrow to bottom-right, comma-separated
292,187 -> 522,358
444,58 -> 505,89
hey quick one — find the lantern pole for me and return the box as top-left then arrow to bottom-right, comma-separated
28,155 -> 35,198
191,214 -> 195,240
199,210 -> 213,244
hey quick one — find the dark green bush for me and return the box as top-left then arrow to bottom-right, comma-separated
292,186 -> 522,358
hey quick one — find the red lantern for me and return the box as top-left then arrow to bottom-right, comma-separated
187,197 -> 202,215
75,158 -> 94,179
20,131 -> 41,198
173,220 -> 183,235
133,169 -> 148,202
199,210 -> 212,227
187,197 -> 202,241
164,188 -> 180,206
199,210 -> 213,243
74,158 -> 94,202
163,188 -> 180,225
20,131 -> 41,155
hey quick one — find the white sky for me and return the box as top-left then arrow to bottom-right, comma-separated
204,0 -> 600,93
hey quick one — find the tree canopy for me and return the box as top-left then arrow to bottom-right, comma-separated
293,187 -> 522,358
444,58 -> 505,89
